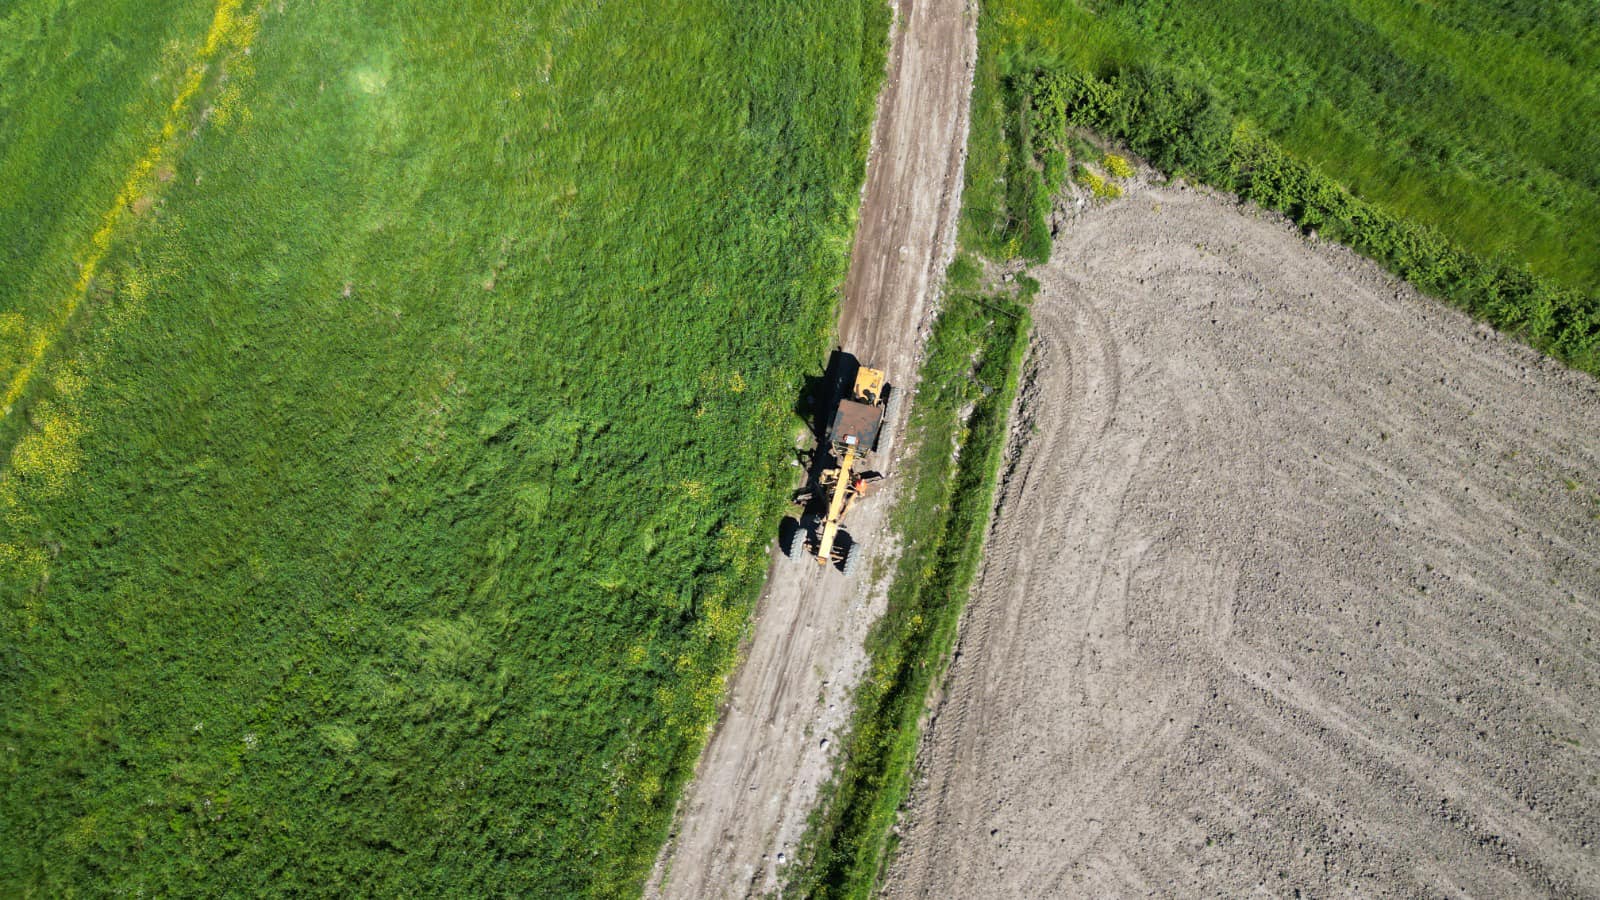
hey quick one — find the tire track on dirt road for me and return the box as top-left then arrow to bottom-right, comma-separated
645,2 -> 976,897
894,288 -> 1205,897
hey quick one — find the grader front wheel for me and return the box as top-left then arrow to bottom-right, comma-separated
786,516 -> 810,562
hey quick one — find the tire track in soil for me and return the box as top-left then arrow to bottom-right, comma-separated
886,179 -> 1600,898
644,2 -> 977,897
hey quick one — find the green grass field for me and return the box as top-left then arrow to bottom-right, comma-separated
968,0 -> 1600,294
0,0 -> 222,410
0,0 -> 885,894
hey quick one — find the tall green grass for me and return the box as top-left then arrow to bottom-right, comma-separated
969,0 -> 1600,294
0,0 -> 887,894
0,0 -> 218,397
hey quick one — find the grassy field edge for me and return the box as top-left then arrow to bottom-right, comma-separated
1003,66 -> 1600,376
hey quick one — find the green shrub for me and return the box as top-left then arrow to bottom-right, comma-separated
1022,168 -> 1055,262
1075,165 -> 1122,200
1066,135 -> 1101,164
1021,65 -> 1600,377
1043,148 -> 1070,193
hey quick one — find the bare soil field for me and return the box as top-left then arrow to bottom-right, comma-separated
887,179 -> 1600,897
646,1 -> 976,896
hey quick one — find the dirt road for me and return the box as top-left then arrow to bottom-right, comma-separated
645,2 -> 976,897
887,180 -> 1600,896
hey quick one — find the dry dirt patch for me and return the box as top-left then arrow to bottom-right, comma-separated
887,181 -> 1600,897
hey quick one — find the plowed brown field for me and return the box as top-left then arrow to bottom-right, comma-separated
888,180 -> 1600,897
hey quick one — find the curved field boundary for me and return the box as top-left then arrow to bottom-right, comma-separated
887,180 -> 1600,897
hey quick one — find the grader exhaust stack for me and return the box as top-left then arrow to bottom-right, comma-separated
788,361 -> 894,574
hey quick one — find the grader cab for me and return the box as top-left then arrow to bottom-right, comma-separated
787,361 -> 894,574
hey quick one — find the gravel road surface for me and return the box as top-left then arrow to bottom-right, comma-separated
646,2 -> 976,896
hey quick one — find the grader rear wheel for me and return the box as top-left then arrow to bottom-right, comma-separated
878,385 -> 900,451
840,536 -> 861,576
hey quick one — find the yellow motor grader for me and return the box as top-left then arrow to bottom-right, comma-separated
787,363 -> 892,574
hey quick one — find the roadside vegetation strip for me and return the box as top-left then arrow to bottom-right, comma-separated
0,1 -> 884,895
787,261 -> 1031,899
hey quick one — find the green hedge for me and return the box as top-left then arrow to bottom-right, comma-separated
1014,66 -> 1600,376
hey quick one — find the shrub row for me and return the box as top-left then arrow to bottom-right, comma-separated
1012,66 -> 1600,376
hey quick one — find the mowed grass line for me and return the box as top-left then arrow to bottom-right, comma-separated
0,0 -> 219,413
0,0 -> 887,895
0,0 -> 260,417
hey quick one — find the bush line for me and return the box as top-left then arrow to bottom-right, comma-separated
1012,65 -> 1600,376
